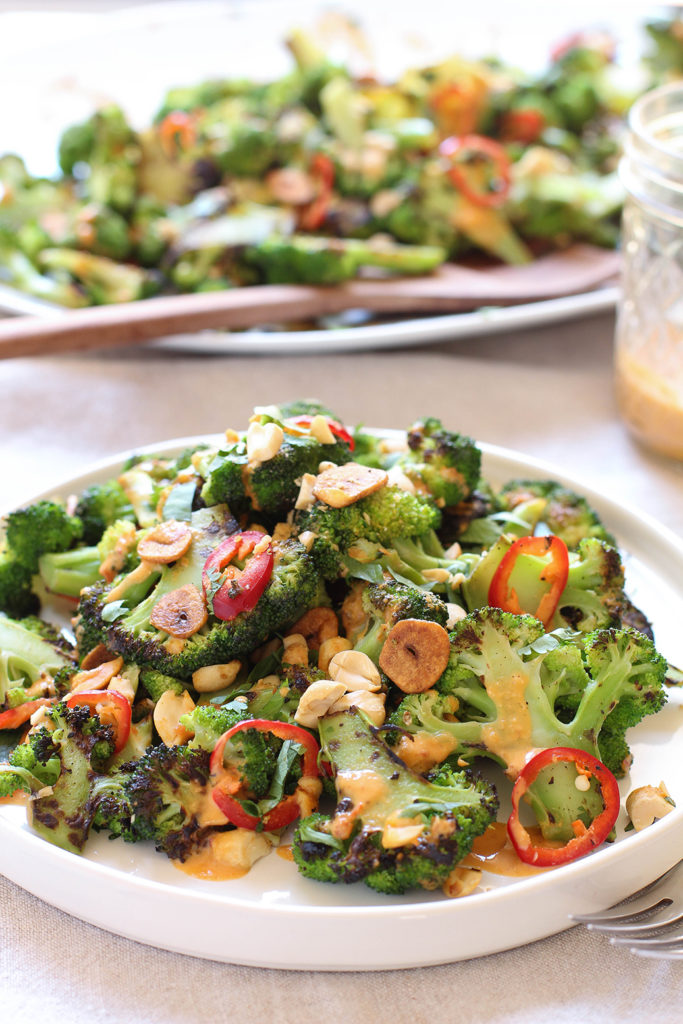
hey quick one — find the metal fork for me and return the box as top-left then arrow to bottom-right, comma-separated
571,860 -> 683,959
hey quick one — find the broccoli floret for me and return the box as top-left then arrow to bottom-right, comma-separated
5,499 -> 83,572
75,480 -> 136,544
38,518 -> 140,600
275,399 -> 340,420
110,743 -> 214,860
139,668 -> 186,702
292,708 -> 497,894
0,553 -> 39,618
0,613 -> 75,707
78,508 -> 320,679
198,426 -> 353,518
0,726 -> 61,797
350,579 -> 448,664
29,701 -> 118,854
297,485 -> 442,579
397,419 -> 481,508
390,607 -> 667,841
498,479 -> 616,549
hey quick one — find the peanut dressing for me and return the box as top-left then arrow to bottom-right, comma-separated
331,768 -> 389,839
480,670 -> 533,778
462,823 -> 553,878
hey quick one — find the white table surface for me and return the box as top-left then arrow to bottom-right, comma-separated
2,308 -> 683,1023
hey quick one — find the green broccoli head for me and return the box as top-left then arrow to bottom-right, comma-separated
400,418 -> 482,508
0,613 -> 75,707
5,500 -> 83,572
298,485 -> 442,579
75,480 -> 136,544
292,708 -> 498,894
0,553 -> 39,618
498,479 -> 616,549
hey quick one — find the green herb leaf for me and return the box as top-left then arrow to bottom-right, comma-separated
162,481 -> 197,522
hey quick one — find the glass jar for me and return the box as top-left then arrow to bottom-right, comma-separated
615,81 -> 683,460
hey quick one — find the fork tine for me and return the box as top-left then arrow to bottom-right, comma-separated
606,915 -> 683,941
571,859 -> 683,925
632,946 -> 683,960
577,896 -> 673,929
585,907 -> 682,935
612,930 -> 683,951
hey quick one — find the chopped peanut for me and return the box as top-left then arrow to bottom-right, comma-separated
328,649 -> 381,692
192,660 -> 242,693
294,680 -> 347,728
153,688 -> 195,746
626,782 -> 675,831
318,636 -> 352,673
282,633 -> 309,667
379,619 -> 451,694
443,866 -> 482,899
149,584 -> 208,638
137,520 -> 193,564
246,420 -> 284,464
331,689 -> 386,726
69,657 -> 124,693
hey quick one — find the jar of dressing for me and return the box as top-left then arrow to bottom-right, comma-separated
615,81 -> 683,459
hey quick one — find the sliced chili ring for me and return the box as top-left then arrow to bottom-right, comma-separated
488,534 -> 569,628
439,133 -> 512,208
202,530 -> 274,622
288,414 -> 355,450
65,689 -> 132,754
210,718 -> 320,831
507,747 -> 620,867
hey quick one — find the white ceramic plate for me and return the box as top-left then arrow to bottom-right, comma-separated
0,0 -> 644,350
1,434 -> 682,970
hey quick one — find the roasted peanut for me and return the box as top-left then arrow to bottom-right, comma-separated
443,866 -> 482,899
330,689 -> 386,726
192,660 -> 242,693
318,636 -> 352,673
312,463 -> 388,508
149,584 -> 208,638
69,657 -> 124,693
379,619 -> 451,693
282,633 -> 309,667
625,782 -> 675,831
153,688 -> 195,746
137,520 -> 193,564
327,649 -> 381,692
245,420 -> 283,464
294,680 -> 347,728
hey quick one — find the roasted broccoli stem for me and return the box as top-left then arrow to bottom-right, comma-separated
292,707 -> 497,894
390,607 -> 666,840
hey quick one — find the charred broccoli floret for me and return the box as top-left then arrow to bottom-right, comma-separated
348,579 -> 449,664
398,419 -> 481,508
497,479 -> 616,549
293,708 -> 497,894
74,480 -> 136,544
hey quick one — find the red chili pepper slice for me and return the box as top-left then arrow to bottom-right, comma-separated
500,108 -> 546,144
507,747 -> 620,867
0,698 -> 54,730
65,689 -> 132,754
289,414 -> 355,450
488,534 -> 569,628
202,530 -> 274,623
439,134 -> 512,208
298,153 -> 335,231
210,718 -> 320,831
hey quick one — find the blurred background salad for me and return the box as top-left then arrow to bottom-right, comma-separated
0,1 -> 681,312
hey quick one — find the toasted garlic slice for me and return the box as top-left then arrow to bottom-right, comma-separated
295,680 -> 347,728
149,584 -> 208,638
626,782 -> 675,831
379,619 -> 451,694
246,420 -> 284,465
153,688 -> 195,746
313,463 -> 388,508
328,649 -> 381,692
192,660 -> 242,693
137,520 -> 193,564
